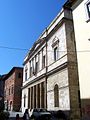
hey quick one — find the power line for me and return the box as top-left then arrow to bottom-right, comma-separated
0,45 -> 90,53
0,45 -> 29,51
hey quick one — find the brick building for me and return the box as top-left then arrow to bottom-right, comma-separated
22,6 -> 81,119
4,67 -> 23,112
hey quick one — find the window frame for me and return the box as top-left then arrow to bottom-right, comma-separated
54,47 -> 58,61
85,1 -> 90,22
52,36 -> 59,62
11,85 -> 14,94
25,70 -> 27,81
25,66 -> 28,81
35,61 -> 38,74
18,72 -> 21,78
42,55 -> 45,68
87,2 -> 90,18
30,66 -> 32,77
9,88 -> 10,95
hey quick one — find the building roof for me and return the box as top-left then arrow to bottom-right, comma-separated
2,67 -> 23,80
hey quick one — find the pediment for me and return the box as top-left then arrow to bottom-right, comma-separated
52,36 -> 59,48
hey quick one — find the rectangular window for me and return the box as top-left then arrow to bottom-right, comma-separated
18,73 -> 21,78
35,62 -> 38,74
38,52 -> 40,71
25,66 -> 28,80
11,85 -> 14,94
25,71 -> 27,81
54,47 -> 58,61
87,2 -> 90,18
32,59 -> 35,75
85,1 -> 90,21
9,88 -> 10,95
30,61 -> 33,77
34,55 -> 39,74
42,55 -> 45,68
30,67 -> 32,77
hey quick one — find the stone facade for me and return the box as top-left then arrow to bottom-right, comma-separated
22,6 -> 80,119
47,68 -> 70,111
4,67 -> 23,111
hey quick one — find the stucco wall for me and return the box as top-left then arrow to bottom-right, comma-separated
72,0 -> 90,99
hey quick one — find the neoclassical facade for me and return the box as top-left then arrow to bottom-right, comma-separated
22,6 -> 80,119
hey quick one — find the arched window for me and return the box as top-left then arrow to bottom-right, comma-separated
54,84 -> 59,107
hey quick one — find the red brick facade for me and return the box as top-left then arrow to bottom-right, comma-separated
4,67 -> 23,111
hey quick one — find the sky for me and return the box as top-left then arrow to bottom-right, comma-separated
0,0 -> 66,75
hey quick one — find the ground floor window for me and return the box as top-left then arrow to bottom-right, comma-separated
54,84 -> 59,107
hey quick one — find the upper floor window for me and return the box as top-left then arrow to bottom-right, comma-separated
30,61 -> 33,77
52,36 -> 59,61
54,47 -> 58,61
25,66 -> 28,81
9,88 -> 10,95
87,2 -> 90,18
32,58 -> 35,75
25,71 -> 27,81
85,1 -> 90,21
30,66 -> 32,77
42,55 -> 45,68
18,72 -> 21,78
30,54 -> 39,76
11,85 -> 14,94
35,62 -> 38,74
34,55 -> 39,74
38,52 -> 40,71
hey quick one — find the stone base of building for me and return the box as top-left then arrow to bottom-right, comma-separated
69,108 -> 81,120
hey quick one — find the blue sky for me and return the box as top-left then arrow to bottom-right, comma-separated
0,0 -> 66,75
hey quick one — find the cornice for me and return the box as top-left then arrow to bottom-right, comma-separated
47,62 -> 68,76
63,0 -> 83,10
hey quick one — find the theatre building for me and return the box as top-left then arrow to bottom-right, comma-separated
22,6 -> 81,119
